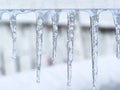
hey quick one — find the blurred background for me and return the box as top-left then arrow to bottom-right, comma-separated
0,10 -> 116,75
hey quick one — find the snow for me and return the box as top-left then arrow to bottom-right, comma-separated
0,0 -> 119,9
0,55 -> 120,90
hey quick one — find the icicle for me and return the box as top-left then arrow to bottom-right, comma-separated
51,11 -> 59,64
9,12 -> 17,60
112,10 -> 120,59
67,11 -> 76,87
89,10 -> 100,90
35,11 -> 44,83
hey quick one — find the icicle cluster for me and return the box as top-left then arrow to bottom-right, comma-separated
0,9 -> 120,89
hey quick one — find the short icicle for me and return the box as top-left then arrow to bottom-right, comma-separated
9,11 -> 17,60
51,11 -> 59,64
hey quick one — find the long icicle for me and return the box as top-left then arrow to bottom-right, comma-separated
52,11 -> 59,64
36,12 -> 44,83
112,10 -> 120,59
67,11 -> 75,87
10,13 -> 17,60
90,10 -> 99,90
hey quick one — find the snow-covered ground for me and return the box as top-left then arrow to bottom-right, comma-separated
0,55 -> 120,90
